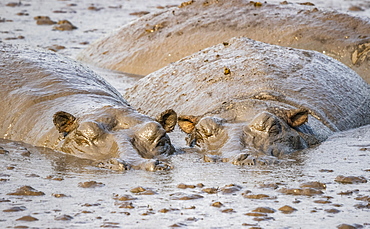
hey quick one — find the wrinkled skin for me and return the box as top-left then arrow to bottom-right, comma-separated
178,108 -> 319,165
0,44 -> 177,171
78,0 -> 370,83
125,37 -> 370,165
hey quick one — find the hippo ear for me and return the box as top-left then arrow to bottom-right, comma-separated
53,111 -> 78,136
284,108 -> 309,127
156,109 -> 177,133
178,115 -> 200,134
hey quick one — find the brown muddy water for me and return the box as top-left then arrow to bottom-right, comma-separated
1,0 -> 370,228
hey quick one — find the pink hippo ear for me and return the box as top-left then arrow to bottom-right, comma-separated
284,108 -> 309,127
156,109 -> 177,133
177,115 -> 201,134
53,111 -> 78,136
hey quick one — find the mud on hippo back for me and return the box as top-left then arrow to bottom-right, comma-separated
125,37 -> 370,165
0,43 -> 177,171
77,0 -> 370,83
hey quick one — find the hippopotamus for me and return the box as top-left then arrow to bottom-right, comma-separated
77,0 -> 370,83
124,37 -> 370,165
0,44 -> 177,171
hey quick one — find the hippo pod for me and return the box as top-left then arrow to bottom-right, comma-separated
125,37 -> 370,165
77,0 -> 370,83
0,43 -> 177,171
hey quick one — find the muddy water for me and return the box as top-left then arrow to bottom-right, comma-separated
1,0 -> 370,228
1,125 -> 369,228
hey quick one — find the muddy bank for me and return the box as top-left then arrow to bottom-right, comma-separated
0,0 -> 184,59
0,124 -> 369,228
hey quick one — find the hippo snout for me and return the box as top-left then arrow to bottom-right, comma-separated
132,121 -> 175,159
243,112 -> 308,156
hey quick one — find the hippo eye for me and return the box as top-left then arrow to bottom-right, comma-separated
155,134 -> 170,148
75,131 -> 91,146
196,117 -> 223,139
156,139 -> 166,147
267,123 -> 281,135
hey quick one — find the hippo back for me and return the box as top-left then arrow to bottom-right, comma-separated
77,0 -> 370,83
125,37 -> 370,132
0,44 -> 129,146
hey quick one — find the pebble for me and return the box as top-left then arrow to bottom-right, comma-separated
325,208 -> 341,213
177,183 -> 196,189
253,216 -> 274,221
354,203 -> 370,209
243,193 -> 272,199
34,16 -> 56,25
211,201 -> 223,207
16,215 -> 39,221
314,200 -> 332,204
54,214 -> 74,221
252,207 -> 276,213
53,20 -> 77,31
170,192 -> 204,200
202,187 -> 218,194
130,187 -> 157,195
0,198 -> 10,202
3,206 -> 27,212
319,169 -> 334,173
278,205 -> 297,214
221,184 -> 242,194
349,6 -> 364,12
78,181 -> 105,188
335,175 -> 367,184
337,189 -> 359,195
118,202 -> 134,209
337,224 -> 363,229
279,187 -> 323,196
7,186 -> 45,196
158,208 -> 179,213
46,175 -> 64,181
113,194 -> 137,201
245,212 -> 267,217
130,186 -> 146,193
52,193 -> 69,198
221,208 -> 236,213
47,45 -> 66,52
6,2 -> 22,7
355,195 -> 370,202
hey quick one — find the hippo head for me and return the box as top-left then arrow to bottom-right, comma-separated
178,108 -> 313,158
52,109 -> 177,162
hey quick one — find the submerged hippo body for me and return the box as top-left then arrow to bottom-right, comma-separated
0,44 -> 177,171
125,38 -> 370,164
77,0 -> 370,83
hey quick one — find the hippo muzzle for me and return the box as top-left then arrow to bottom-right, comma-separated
53,110 -> 177,162
179,108 -> 312,159
243,111 -> 308,157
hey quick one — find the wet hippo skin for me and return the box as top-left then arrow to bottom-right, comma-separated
78,0 -> 370,83
125,37 -> 370,165
0,44 -> 177,171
